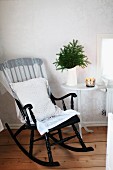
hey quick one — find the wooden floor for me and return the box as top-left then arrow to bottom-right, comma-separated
0,126 -> 107,170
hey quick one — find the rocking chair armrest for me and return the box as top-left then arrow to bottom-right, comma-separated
23,104 -> 36,124
50,93 -> 77,101
23,104 -> 33,110
15,99 -> 36,125
50,93 -> 77,110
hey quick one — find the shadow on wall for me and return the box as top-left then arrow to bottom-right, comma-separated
44,58 -> 78,110
0,91 -> 21,126
44,58 -> 65,95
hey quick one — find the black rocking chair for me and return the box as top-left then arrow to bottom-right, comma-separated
0,57 -> 94,166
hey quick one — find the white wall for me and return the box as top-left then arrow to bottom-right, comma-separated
0,0 -> 113,127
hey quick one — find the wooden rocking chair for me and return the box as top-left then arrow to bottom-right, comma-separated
0,57 -> 94,166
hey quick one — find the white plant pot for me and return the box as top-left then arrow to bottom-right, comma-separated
66,67 -> 77,86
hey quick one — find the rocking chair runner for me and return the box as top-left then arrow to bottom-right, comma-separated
0,57 -> 94,166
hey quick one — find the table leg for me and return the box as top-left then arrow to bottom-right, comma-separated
84,126 -> 94,133
77,90 -> 93,134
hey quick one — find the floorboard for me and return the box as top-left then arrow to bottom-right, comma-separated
0,126 -> 107,169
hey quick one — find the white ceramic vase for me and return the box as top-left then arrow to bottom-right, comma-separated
66,67 -> 77,86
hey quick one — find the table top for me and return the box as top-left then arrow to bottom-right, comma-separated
62,83 -> 98,91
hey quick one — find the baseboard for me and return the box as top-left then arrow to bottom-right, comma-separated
4,121 -> 107,130
82,121 -> 107,127
4,123 -> 23,129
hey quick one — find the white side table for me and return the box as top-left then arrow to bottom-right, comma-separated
62,83 -> 98,134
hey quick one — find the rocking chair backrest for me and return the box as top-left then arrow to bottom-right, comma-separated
0,57 -> 46,83
0,57 -> 49,97
0,57 -> 49,124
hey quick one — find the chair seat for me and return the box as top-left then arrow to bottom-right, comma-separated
49,115 -> 80,132
36,109 -> 80,135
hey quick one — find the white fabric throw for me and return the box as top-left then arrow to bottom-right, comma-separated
37,109 -> 80,135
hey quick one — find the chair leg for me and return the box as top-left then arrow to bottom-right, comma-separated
78,123 -> 82,138
29,129 -> 34,155
45,133 -> 55,164
72,124 -> 86,149
58,129 -> 63,140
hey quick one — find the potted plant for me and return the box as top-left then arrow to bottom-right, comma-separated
53,39 -> 91,86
